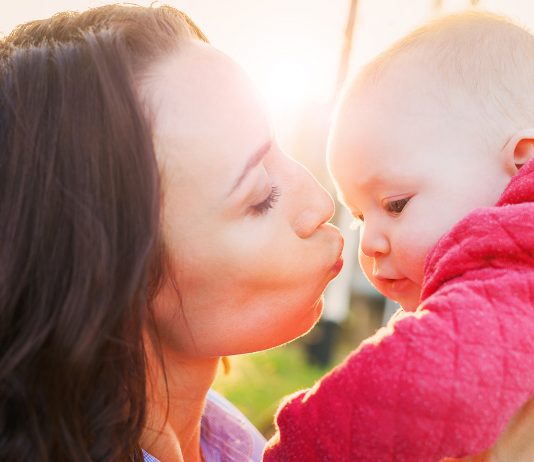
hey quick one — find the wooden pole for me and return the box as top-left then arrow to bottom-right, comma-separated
433,0 -> 443,13
334,0 -> 359,98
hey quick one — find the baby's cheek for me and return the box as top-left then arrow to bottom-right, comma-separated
398,234 -> 433,285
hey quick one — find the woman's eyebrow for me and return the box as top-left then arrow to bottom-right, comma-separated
228,140 -> 272,195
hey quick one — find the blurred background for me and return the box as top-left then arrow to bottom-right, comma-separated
3,0 -> 534,437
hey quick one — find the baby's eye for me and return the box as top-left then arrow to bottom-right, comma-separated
384,197 -> 411,215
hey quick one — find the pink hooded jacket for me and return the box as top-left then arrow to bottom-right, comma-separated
263,159 -> 534,462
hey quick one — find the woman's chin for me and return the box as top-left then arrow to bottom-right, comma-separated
254,297 -> 325,353
289,296 -> 324,343
311,296 -> 325,322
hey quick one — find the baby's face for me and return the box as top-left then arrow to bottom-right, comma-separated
329,69 -> 512,310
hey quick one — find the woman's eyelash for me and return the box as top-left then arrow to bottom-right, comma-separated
252,186 -> 280,215
385,197 -> 411,215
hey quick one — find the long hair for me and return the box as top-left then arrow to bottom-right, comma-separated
0,5 -> 206,461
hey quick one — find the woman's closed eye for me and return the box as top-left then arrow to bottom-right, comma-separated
384,196 -> 411,216
251,185 -> 280,215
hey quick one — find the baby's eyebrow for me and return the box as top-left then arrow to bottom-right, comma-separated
355,171 -> 415,192
355,172 -> 391,190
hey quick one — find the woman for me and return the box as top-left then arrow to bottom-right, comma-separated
0,4 -> 343,461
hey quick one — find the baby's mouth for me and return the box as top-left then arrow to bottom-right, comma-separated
389,278 -> 411,292
375,276 -> 413,301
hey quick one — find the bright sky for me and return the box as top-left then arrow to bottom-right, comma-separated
2,0 -> 534,148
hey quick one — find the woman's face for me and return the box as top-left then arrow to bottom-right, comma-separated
143,41 -> 343,357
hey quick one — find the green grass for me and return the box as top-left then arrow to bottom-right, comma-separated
213,342 -> 330,437
211,298 -> 385,437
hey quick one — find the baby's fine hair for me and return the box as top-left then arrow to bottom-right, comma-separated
356,11 -> 534,139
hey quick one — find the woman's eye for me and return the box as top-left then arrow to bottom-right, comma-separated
385,197 -> 411,215
251,185 -> 280,215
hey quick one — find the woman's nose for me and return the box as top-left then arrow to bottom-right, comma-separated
359,223 -> 390,257
290,164 -> 335,239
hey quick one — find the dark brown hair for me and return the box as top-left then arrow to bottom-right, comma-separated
0,4 -> 206,461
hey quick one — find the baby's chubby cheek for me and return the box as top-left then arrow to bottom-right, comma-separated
397,244 -> 426,286
400,225 -> 451,287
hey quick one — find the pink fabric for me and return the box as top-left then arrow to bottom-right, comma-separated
263,159 -> 534,462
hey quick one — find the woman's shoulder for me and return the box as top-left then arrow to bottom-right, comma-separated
143,389 -> 266,462
142,449 -> 161,462
200,389 -> 266,461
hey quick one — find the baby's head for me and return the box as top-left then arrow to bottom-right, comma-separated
329,12 -> 534,310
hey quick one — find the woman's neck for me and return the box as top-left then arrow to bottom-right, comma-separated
141,343 -> 220,462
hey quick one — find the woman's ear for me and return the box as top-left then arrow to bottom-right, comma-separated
501,129 -> 534,173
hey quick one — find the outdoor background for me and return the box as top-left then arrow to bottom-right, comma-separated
3,0 -> 534,437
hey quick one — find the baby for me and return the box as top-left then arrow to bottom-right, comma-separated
264,11 -> 534,462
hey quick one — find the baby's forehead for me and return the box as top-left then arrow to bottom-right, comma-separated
342,12 -> 534,120
330,13 -> 534,200
331,15 -> 534,166
334,68 -> 453,151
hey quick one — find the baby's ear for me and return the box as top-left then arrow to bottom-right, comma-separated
501,129 -> 534,172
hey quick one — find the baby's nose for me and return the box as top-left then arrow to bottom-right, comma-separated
359,225 -> 390,257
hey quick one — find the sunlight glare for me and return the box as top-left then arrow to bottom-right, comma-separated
255,57 -> 332,120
